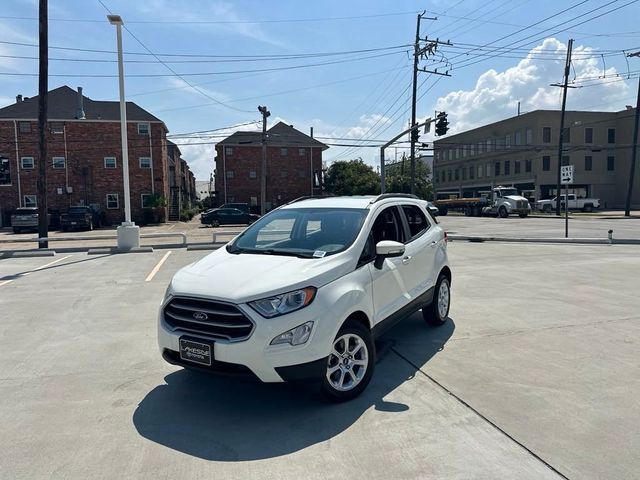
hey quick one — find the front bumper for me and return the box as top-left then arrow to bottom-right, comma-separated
157,294 -> 336,383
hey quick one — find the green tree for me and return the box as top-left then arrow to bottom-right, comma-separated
324,158 -> 381,196
385,155 -> 433,200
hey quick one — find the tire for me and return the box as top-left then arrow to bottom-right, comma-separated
542,204 -> 551,213
439,207 -> 448,216
423,275 -> 450,326
583,204 -> 593,213
211,219 -> 220,228
321,322 -> 375,402
498,206 -> 508,218
519,213 -> 528,218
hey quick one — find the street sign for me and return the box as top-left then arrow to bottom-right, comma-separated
561,165 -> 574,184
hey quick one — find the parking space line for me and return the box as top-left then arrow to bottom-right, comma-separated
145,251 -> 172,282
33,255 -> 72,271
0,279 -> 12,287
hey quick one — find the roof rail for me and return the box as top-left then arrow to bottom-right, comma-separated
285,195 -> 334,205
370,193 -> 419,204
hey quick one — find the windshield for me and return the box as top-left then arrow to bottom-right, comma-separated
498,188 -> 518,197
228,207 -> 367,257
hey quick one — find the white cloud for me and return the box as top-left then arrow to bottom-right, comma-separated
434,38 -> 632,134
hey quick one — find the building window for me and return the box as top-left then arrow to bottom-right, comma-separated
525,159 -> 532,172
106,194 -> 119,209
562,155 -> 570,166
505,134 -> 511,149
141,194 -> 151,208
526,128 -> 533,145
463,146 -> 468,157
454,169 -> 459,181
515,161 -> 521,174
462,168 -> 467,180
486,139 -> 492,152
226,170 -> 234,179
485,163 -> 491,177
249,170 -> 257,179
52,157 -> 65,169
139,157 -> 151,169
0,157 -> 10,184
21,157 -> 34,169
50,122 -> 64,134
298,169 -> 306,178
607,156 -> 615,171
504,160 -> 511,175
496,137 -> 504,151
280,170 -> 288,178
477,141 -> 483,154
494,162 -> 500,176
298,148 -> 306,156
137,123 -> 150,135
515,131 -> 522,146
104,157 -> 116,169
469,166 -> 474,179
542,127 -> 551,143
469,144 -> 475,156
250,196 -> 258,206
225,147 -> 233,155
447,170 -> 452,182
585,127 -> 593,144
24,194 -> 37,207
607,128 -> 615,144
562,127 -> 571,143
543,156 -> 551,171
455,148 -> 460,159
478,164 -> 483,178
280,148 -> 288,156
19,121 -> 31,133
585,156 -> 592,171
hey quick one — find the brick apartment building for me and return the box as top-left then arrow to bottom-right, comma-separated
214,122 -> 328,211
0,85 -> 190,226
433,107 -> 640,208
167,140 -> 196,220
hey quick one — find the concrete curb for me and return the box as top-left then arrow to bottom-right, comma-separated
87,246 -> 154,255
0,250 -> 57,258
448,235 -> 640,245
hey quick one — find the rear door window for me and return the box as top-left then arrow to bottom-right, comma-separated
401,204 -> 430,242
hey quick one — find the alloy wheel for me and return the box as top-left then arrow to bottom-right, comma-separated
326,333 -> 369,392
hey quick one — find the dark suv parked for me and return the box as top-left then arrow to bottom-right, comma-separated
60,206 -> 101,231
201,208 -> 260,227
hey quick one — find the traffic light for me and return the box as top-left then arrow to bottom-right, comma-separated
435,111 -> 449,136
411,127 -> 420,142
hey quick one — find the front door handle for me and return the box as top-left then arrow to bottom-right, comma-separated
430,241 -> 438,247
402,256 -> 412,264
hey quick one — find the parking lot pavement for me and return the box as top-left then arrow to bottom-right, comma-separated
0,243 -> 638,479
438,214 -> 640,239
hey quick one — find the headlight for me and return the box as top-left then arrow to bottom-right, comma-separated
249,287 -> 316,318
270,321 -> 314,346
164,282 -> 174,300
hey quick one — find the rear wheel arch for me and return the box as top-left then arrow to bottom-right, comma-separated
439,266 -> 452,286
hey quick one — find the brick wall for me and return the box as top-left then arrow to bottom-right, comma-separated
214,144 -> 323,209
0,119 -> 169,225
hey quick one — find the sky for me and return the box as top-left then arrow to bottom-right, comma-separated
1,0 -> 639,181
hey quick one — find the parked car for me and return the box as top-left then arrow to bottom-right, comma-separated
159,194 -> 451,401
536,194 -> 600,212
11,207 -> 39,233
201,208 -> 260,227
220,202 -> 250,214
60,206 -> 101,231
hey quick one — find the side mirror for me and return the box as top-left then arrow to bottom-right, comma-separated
374,240 -> 405,269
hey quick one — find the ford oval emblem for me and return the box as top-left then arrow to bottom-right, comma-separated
193,311 -> 208,321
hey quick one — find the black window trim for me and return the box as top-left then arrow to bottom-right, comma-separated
399,203 -> 431,244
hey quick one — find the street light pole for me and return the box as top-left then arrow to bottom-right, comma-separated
258,105 -> 270,215
108,14 -> 139,250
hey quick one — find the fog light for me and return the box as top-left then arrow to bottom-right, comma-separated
270,321 -> 314,346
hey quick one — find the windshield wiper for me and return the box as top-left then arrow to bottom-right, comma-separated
226,245 -> 313,258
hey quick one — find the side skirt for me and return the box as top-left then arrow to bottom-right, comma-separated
372,287 -> 434,339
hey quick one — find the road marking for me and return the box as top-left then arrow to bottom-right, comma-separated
145,251 -> 172,282
33,255 -> 72,271
0,280 -> 12,287
166,224 -> 176,230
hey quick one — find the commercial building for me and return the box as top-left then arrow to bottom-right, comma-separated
433,108 -> 639,208
0,85 -> 191,226
214,122 -> 328,211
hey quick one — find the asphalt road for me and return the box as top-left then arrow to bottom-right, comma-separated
1,242 -> 638,479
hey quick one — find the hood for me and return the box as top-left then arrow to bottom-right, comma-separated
169,247 -> 354,303
504,195 -> 528,203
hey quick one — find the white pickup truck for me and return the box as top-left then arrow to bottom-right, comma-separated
536,194 -> 600,212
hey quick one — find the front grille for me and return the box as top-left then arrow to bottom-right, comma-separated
163,296 -> 254,341
516,200 -> 527,209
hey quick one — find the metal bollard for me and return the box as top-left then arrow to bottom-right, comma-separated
608,229 -> 613,243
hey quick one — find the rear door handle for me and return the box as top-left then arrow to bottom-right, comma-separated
402,256 -> 412,264
430,241 -> 438,247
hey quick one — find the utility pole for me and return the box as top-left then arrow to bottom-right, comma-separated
37,0 -> 48,248
551,38 -> 575,216
258,105 -> 270,215
409,12 -> 450,194
625,51 -> 640,216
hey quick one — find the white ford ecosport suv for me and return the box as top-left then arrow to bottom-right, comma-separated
158,194 -> 451,401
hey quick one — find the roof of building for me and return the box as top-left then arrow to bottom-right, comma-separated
217,121 -> 328,150
0,85 -> 163,122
